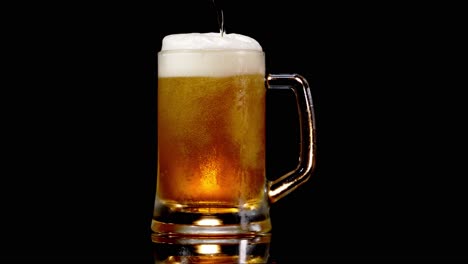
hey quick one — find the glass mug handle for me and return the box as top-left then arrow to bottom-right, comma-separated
266,74 -> 317,203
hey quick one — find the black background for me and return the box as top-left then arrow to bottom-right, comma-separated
3,0 -> 467,262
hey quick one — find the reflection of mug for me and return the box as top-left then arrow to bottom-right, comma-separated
152,33 -> 316,237
152,234 -> 271,263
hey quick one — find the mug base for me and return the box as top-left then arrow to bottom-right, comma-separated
151,217 -> 272,237
152,201 -> 272,236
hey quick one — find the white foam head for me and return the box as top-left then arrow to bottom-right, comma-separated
158,33 -> 265,77
161,32 -> 263,51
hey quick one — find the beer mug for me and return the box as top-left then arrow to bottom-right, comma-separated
152,33 -> 316,237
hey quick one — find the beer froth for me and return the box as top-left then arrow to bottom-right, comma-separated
159,33 -> 264,77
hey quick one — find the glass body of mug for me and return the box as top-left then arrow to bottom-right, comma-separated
153,50 -> 271,236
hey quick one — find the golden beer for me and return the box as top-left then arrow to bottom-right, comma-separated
157,74 -> 266,205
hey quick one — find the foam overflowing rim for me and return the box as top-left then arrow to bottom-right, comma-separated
158,47 -> 265,77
